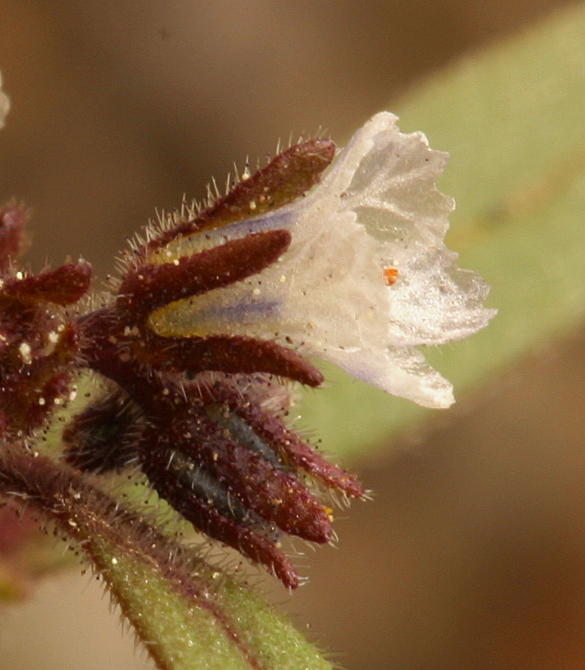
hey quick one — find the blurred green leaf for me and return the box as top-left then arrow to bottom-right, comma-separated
300,2 -> 585,458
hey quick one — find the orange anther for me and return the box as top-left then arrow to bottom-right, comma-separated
383,267 -> 398,286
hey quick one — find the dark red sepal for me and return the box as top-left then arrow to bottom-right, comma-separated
147,138 -> 336,252
140,444 -> 300,589
246,414 -> 365,498
0,319 -> 80,435
202,382 -> 365,498
138,332 -> 323,387
165,423 -> 333,543
63,391 -> 143,474
118,230 -> 291,323
2,262 -> 92,305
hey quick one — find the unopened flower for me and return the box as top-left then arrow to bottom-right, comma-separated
146,112 -> 495,408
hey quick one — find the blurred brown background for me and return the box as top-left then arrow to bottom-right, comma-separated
2,2 -> 585,669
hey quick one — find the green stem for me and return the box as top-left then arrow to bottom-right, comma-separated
0,448 -> 331,670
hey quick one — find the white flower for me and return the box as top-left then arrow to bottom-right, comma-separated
0,71 -> 9,129
149,112 -> 495,409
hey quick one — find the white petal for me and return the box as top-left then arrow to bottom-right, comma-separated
150,112 -> 495,409
387,247 -> 495,346
336,345 -> 455,409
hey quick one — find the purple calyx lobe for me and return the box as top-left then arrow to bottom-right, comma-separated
82,304 -> 323,388
2,263 -> 92,306
88,226 -> 323,385
119,230 -> 292,322
144,138 -> 336,253
132,332 -> 323,387
63,390 -> 143,474
0,252 -> 90,435
150,403 -> 333,544
140,444 -> 301,589
136,374 -> 341,590
75,322 -> 362,588
202,382 -> 365,499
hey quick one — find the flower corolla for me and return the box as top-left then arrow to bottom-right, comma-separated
148,112 -> 495,408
